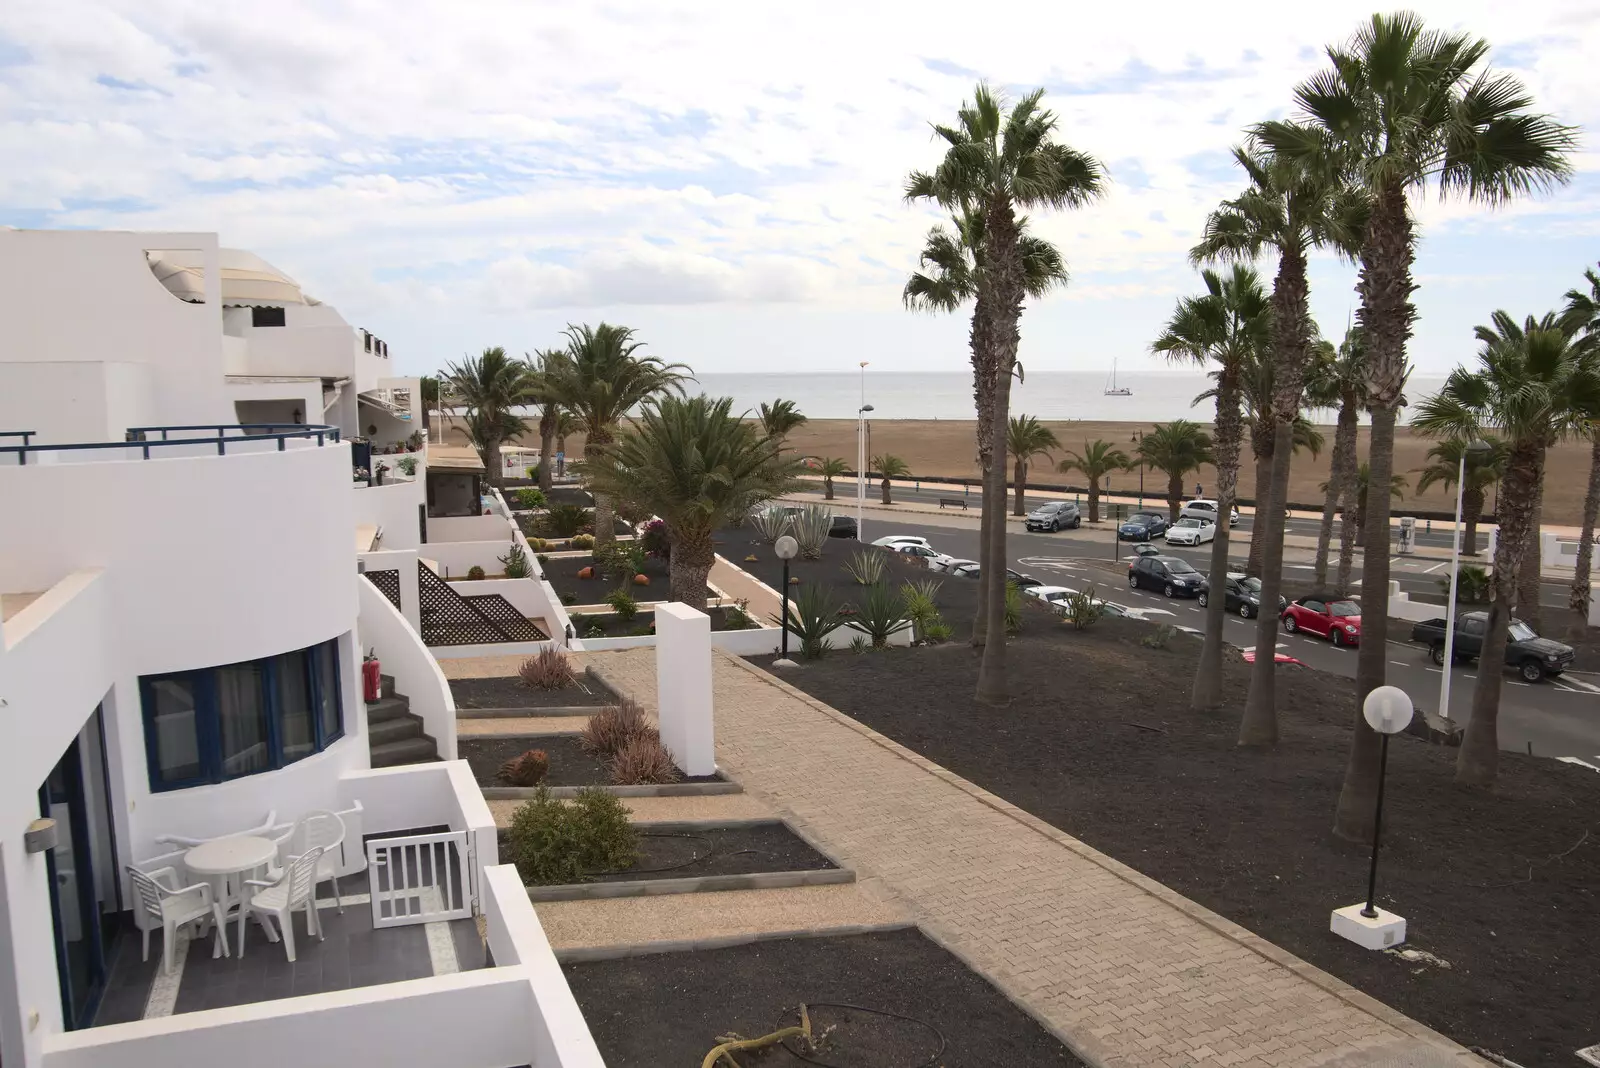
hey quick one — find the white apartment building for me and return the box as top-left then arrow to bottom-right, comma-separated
0,229 -> 601,1068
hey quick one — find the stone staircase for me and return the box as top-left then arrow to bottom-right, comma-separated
366,674 -> 440,767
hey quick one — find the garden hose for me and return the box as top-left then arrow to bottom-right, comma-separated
777,1002 -> 948,1068
702,1003 -> 812,1068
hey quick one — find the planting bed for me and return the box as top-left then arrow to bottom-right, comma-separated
459,734 -> 722,788
755,619 -> 1600,1066
543,552 -> 670,604
562,927 -> 1084,1067
448,673 -> 616,710
569,605 -> 747,639
502,821 -> 837,886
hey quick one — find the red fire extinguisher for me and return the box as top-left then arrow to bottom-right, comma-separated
362,652 -> 382,703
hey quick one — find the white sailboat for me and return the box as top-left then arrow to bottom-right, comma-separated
1104,358 -> 1133,396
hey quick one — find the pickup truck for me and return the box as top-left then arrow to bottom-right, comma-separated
1410,611 -> 1576,682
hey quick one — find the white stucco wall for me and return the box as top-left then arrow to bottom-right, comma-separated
354,478 -> 426,552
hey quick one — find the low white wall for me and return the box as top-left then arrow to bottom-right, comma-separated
430,514 -> 508,542
337,761 -> 496,872
357,570 -> 457,759
1385,580 -> 1444,623
431,639 -> 557,661
447,577 -> 548,619
424,539 -> 512,578
359,549 -> 421,633
354,477 -> 425,552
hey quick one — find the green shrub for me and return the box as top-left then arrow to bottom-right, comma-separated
584,623 -> 605,639
505,786 -> 638,886
1004,580 -> 1024,635
1063,584 -> 1102,630
921,618 -> 953,643
722,603 -> 757,630
597,542 -> 645,584
848,634 -> 870,654
901,578 -> 941,640
546,504 -> 592,537
466,565 -> 486,581
514,487 -> 548,510
856,583 -> 910,648
396,456 -> 418,476
605,588 -> 639,622
498,543 -> 531,579
1439,564 -> 1491,604
844,549 -> 886,586
560,592 -> 577,606
537,552 -> 550,565
527,536 -> 549,552
1141,624 -> 1175,650
570,533 -> 596,550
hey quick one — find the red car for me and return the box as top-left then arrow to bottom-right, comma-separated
1281,596 -> 1362,646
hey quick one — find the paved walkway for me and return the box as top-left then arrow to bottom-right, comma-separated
587,648 -> 1482,1068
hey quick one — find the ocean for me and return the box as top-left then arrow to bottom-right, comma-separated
679,371 -> 1448,425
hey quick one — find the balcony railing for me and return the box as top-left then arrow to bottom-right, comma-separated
1,424 -> 342,464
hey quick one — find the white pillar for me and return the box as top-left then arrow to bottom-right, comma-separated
654,602 -> 715,776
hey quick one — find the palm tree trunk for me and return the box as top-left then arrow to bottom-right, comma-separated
668,527 -> 714,612
1336,456 -> 1361,594
970,302 -> 996,650
587,430 -> 615,549
1087,480 -> 1101,523
485,438 -> 505,492
1012,459 -> 1027,515
1166,474 -> 1181,522
1569,433 -> 1600,641
977,355 -> 1014,705
1193,370 -> 1242,712
824,478 -> 835,501
1315,401 -> 1358,587
538,409 -> 556,493
881,478 -> 892,505
1462,486 -> 1484,556
1459,443 -> 1542,786
1516,477 -> 1544,632
1245,443 -> 1272,576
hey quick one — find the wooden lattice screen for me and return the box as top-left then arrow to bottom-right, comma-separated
364,569 -> 403,613
416,561 -> 547,645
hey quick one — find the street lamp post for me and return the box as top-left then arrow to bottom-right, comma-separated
1439,439 -> 1492,720
774,535 -> 799,666
1331,685 -> 1414,950
857,401 -> 874,544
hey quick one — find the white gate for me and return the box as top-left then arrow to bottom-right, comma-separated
366,830 -> 475,928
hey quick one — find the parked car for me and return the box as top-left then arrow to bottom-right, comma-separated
1025,585 -> 1077,612
829,515 -> 858,539
1127,555 -> 1208,598
871,534 -> 931,550
1163,517 -> 1215,547
1200,574 -> 1285,618
938,559 -> 979,577
1409,611 -> 1574,682
1180,499 -> 1240,527
1117,513 -> 1170,541
1006,569 -> 1045,590
1281,595 -> 1362,646
1025,501 -> 1082,532
891,543 -> 956,568
1130,543 -> 1163,558
927,555 -> 973,574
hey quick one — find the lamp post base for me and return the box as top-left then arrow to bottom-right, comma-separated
1330,903 -> 1406,950
771,658 -> 800,669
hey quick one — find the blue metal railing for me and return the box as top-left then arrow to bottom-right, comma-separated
1,424 -> 342,465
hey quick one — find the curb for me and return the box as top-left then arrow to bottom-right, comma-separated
716,650 -> 1487,1067
484,781 -> 744,800
457,705 -> 604,718
551,920 -> 917,964
527,866 -> 854,902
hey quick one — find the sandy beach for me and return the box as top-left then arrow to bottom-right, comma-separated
439,416 -> 1597,525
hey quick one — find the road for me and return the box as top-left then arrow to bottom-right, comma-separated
862,517 -> 1600,761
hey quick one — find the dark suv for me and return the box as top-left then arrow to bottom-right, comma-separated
1025,501 -> 1081,532
1127,555 -> 1208,598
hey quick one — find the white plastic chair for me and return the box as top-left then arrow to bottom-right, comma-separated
126,865 -> 221,974
263,810 -> 349,911
153,810 -> 278,849
241,846 -> 325,963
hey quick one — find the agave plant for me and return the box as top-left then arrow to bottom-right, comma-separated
1003,580 -> 1024,635
750,503 -> 791,543
852,583 -> 912,649
769,583 -> 845,659
792,504 -> 832,559
843,549 -> 887,586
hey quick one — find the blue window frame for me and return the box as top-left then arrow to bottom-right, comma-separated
140,638 -> 345,792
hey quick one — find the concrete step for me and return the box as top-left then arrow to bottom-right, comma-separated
369,712 -> 425,746
369,734 -> 440,767
378,673 -> 397,699
366,695 -> 412,723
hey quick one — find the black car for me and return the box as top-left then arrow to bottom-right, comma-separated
1127,554 -> 1208,598
828,515 -> 858,539
1117,512 -> 1169,541
1199,574 -> 1285,618
1025,501 -> 1081,532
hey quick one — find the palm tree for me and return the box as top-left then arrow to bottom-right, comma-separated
904,204 -> 1070,650
419,375 -> 441,435
1007,416 -> 1060,515
1262,12 -> 1576,835
522,350 -> 565,492
757,399 -> 807,442
1057,440 -> 1129,523
1412,317 -> 1600,786
541,323 -> 690,548
1190,138 -> 1362,748
1414,436 -> 1506,558
905,83 -> 1106,706
555,410 -> 580,455
1153,264 -> 1271,711
872,454 -> 910,504
1305,328 -> 1368,588
1345,462 -> 1407,530
816,457 -> 850,501
443,347 -> 536,489
587,395 -> 800,610
1560,264 -> 1600,640
1135,421 -> 1213,521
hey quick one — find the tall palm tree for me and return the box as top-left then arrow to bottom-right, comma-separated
1412,317 -> 1600,786
587,395 -> 800,610
1345,462 -> 1408,531
1058,440 -> 1129,523
1190,139 -> 1362,748
904,204 -> 1070,649
1007,415 -> 1060,515
1414,436 -> 1506,558
1560,264 -> 1600,640
443,347 -> 536,489
872,455 -> 910,504
816,457 -> 850,501
555,410 -> 580,455
905,83 -> 1105,706
523,350 -> 565,492
541,323 -> 690,548
1153,264 -> 1271,711
419,375 -> 441,435
1306,328 -> 1368,588
757,399 -> 807,442
1263,12 -> 1576,836
1135,421 -> 1213,521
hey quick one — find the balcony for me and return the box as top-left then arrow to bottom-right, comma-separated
0,424 -> 342,465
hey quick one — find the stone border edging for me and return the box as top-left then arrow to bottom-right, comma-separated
484,781 -> 744,800
551,920 -> 917,963
458,705 -> 602,718
719,651 -> 1485,1066
527,866 -> 854,902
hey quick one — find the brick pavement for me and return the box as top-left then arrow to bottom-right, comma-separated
586,648 -> 1483,1068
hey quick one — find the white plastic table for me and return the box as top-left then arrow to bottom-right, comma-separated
185,836 -> 279,957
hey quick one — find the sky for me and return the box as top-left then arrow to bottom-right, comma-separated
2,1 -> 1597,379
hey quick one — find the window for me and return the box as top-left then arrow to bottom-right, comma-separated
139,639 -> 345,792
251,306 -> 286,328
1303,599 -> 1326,614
